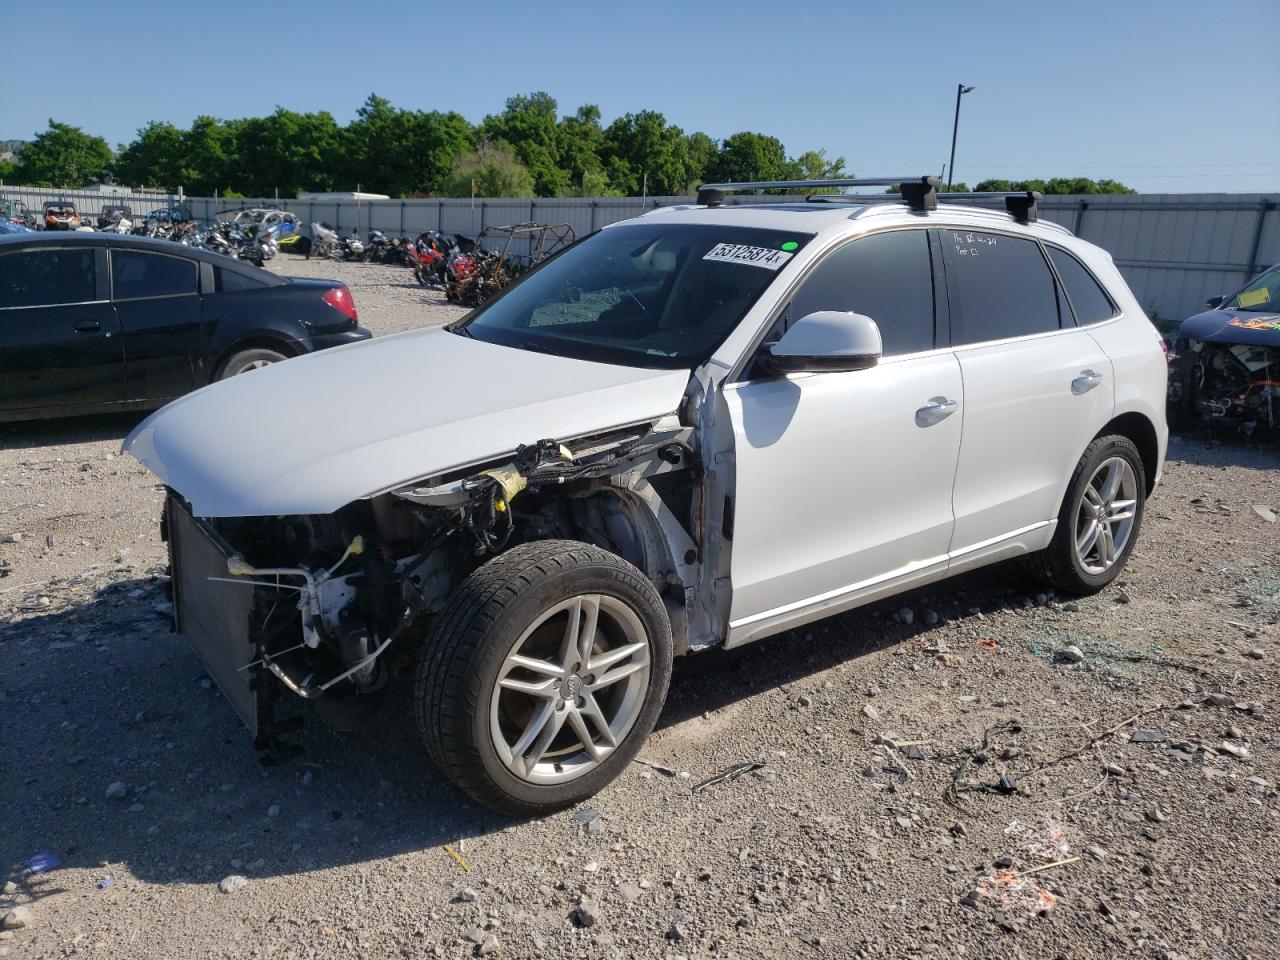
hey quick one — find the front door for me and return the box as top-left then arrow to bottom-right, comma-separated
0,244 -> 124,417
723,228 -> 963,635
939,228 -> 1116,553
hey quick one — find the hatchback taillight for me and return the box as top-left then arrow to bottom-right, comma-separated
321,285 -> 358,323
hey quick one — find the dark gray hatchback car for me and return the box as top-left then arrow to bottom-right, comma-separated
0,233 -> 370,423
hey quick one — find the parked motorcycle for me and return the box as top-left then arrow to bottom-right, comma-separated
362,230 -> 396,263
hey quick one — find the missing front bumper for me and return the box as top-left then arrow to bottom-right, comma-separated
166,494 -> 262,738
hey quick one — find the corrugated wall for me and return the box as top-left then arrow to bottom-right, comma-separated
4,184 -> 1276,322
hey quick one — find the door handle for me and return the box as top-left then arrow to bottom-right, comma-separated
1072,369 -> 1104,394
73,319 -> 101,333
916,397 -> 959,426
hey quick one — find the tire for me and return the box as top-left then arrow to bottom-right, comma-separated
216,347 -> 288,380
415,540 -> 673,816
1028,435 -> 1147,596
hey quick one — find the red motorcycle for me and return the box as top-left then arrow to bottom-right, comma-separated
405,232 -> 449,287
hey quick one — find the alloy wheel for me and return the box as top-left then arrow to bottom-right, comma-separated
1074,456 -> 1138,575
489,594 -> 650,785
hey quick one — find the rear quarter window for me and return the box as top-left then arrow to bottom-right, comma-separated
214,266 -> 270,292
1048,247 -> 1117,324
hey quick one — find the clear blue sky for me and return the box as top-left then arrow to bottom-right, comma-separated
2,0 -> 1277,193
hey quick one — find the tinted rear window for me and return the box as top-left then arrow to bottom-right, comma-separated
113,250 -> 197,299
215,266 -> 269,292
946,231 -> 1061,345
1048,247 -> 1116,324
0,248 -> 97,308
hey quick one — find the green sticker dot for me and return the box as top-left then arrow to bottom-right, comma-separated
781,241 -> 798,252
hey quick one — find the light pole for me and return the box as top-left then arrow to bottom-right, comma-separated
947,83 -> 975,191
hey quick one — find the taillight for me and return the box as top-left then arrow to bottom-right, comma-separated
1158,337 -> 1169,355
321,285 -> 358,323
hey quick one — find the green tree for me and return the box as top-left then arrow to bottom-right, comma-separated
232,108 -> 342,196
684,131 -> 717,190
481,92 -> 567,196
114,121 -> 190,190
556,104 -> 607,194
973,176 -> 1134,195
12,120 -> 113,187
342,94 -> 472,196
601,111 -> 691,195
0,158 -> 15,181
705,132 -> 787,185
182,116 -> 240,196
443,140 -> 536,198
781,149 -> 848,182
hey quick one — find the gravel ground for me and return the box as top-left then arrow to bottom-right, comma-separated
2,258 -> 1278,959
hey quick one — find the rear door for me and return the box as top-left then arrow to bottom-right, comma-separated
112,247 -> 204,403
941,228 -> 1115,555
724,228 -> 963,633
0,244 -> 124,417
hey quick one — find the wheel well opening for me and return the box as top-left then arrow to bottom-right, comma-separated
1097,412 -> 1158,495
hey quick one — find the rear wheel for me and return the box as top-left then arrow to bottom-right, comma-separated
216,347 -> 288,379
1029,435 -> 1146,595
415,540 -> 672,816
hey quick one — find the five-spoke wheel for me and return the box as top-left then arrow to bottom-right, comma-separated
491,594 -> 651,783
415,540 -> 672,816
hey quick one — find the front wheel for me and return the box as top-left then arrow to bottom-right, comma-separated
415,540 -> 673,816
1029,435 -> 1146,595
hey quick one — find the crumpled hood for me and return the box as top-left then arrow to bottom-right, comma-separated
124,327 -> 691,518
1180,308 -> 1280,348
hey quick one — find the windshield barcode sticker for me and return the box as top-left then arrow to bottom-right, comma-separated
703,243 -> 794,270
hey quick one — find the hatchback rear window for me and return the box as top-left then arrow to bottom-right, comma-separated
0,248 -> 97,308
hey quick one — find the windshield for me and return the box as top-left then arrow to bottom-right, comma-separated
456,223 -> 812,369
1227,266 -> 1280,312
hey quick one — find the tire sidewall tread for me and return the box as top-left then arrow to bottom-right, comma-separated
414,540 -> 672,817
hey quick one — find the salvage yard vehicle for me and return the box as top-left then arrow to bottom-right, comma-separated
0,197 -> 33,227
124,177 -> 1168,816
0,233 -> 370,422
42,200 -> 81,230
97,204 -> 133,230
1169,263 -> 1279,432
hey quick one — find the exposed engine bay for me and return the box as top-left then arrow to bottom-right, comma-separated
164,422 -> 701,750
1170,340 -> 1278,433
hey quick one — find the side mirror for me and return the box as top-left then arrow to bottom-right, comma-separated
1205,295 -> 1224,308
762,311 -> 883,374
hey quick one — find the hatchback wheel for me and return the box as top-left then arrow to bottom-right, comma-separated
415,540 -> 672,816
1029,435 -> 1146,595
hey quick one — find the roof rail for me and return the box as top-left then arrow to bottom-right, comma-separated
935,190 -> 1043,223
696,176 -> 940,213
694,178 -> 1044,222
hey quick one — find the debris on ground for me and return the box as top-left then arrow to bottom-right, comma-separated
217,875 -> 247,894
18,850 -> 59,877
691,761 -> 765,794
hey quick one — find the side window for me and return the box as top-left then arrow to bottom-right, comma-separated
214,266 -> 269,292
785,230 -> 936,356
0,248 -> 97,308
112,250 -> 197,300
946,231 -> 1061,345
1048,247 -> 1117,324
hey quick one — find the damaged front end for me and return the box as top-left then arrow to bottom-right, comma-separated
164,421 -> 702,754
